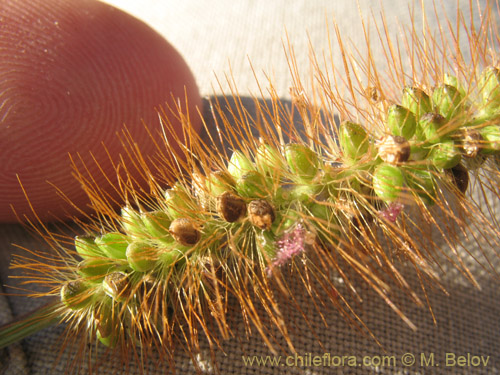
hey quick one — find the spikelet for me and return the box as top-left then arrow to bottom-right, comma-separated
3,1 -> 500,373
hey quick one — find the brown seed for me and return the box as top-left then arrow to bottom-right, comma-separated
447,163 -> 469,195
217,191 -> 247,222
248,200 -> 275,230
103,272 -> 130,300
376,135 -> 410,164
169,218 -> 201,246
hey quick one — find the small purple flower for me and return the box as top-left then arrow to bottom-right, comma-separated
378,202 -> 404,223
266,223 -> 307,276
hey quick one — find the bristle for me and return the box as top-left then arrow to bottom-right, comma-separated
3,0 -> 500,373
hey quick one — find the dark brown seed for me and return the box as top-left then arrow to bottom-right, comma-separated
217,191 -> 247,222
248,200 -> 275,230
376,135 -> 410,164
169,218 -> 201,246
448,163 -> 469,194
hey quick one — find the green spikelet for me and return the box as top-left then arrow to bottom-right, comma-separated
285,143 -> 320,181
386,104 -> 417,139
126,241 -> 159,272
432,84 -> 464,120
339,121 -> 370,162
479,67 -> 500,114
401,86 -> 432,119
95,232 -> 129,260
372,164 -> 404,203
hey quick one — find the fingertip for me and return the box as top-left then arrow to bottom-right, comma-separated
0,0 -> 202,222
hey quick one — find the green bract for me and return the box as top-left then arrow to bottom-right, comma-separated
289,183 -> 322,202
255,143 -> 284,175
479,125 -> 500,154
432,84 -> 464,120
444,73 -> 467,98
141,211 -> 173,243
75,235 -> 103,259
479,67 -> 500,114
307,201 -> 330,223
386,104 -> 417,139
227,151 -> 254,179
401,86 -> 432,119
77,259 -> 113,280
159,248 -> 183,266
121,206 -> 147,239
409,143 -> 429,161
206,171 -> 236,196
285,143 -> 320,181
429,140 -> 461,169
126,241 -> 159,272
405,167 -> 436,205
417,113 -> 447,143
97,328 -> 118,348
164,185 -> 197,219
95,232 -> 129,260
236,170 -> 269,198
256,230 -> 277,259
339,121 -> 369,161
372,164 -> 404,202
96,302 -> 119,348
60,280 -> 93,310
307,201 -> 340,244
321,165 -> 340,198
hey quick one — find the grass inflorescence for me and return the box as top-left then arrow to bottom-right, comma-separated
3,1 -> 500,373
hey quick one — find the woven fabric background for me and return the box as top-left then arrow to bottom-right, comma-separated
1,1 -> 499,374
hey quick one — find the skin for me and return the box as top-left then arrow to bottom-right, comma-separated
0,0 -> 202,222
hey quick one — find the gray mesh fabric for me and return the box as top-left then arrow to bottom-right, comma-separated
1,1 -> 499,374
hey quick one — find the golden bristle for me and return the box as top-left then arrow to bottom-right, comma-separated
3,1 -> 500,373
